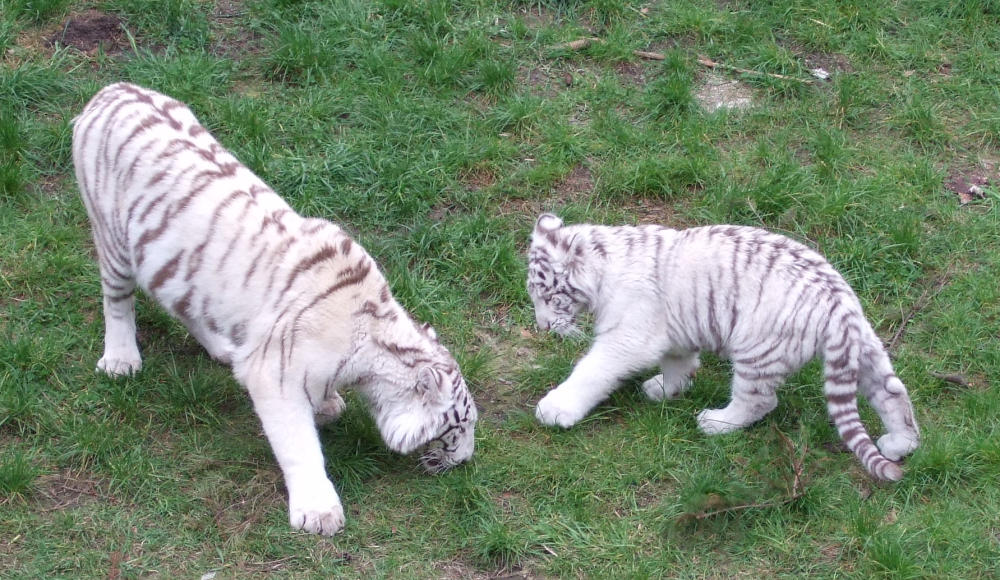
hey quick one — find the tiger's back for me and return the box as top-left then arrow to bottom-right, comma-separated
74,83 -> 362,367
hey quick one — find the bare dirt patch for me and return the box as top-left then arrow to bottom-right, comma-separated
495,162 -> 595,218
803,52 -> 854,76
945,157 -> 998,205
616,60 -> 648,86
519,65 -> 574,98
514,5 -> 555,29
48,10 -> 124,55
695,72 -> 753,112
471,326 -> 540,422
461,165 -> 500,192
553,163 -> 594,197
622,197 -> 696,228
209,0 -> 262,58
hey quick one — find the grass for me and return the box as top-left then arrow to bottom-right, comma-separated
2,0 -> 1000,577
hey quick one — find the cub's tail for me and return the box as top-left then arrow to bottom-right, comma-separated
823,302 -> 903,481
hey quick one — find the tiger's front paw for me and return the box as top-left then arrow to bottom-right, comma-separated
288,480 -> 345,536
96,354 -> 142,377
535,389 -> 586,428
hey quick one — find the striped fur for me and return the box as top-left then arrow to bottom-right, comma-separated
73,83 -> 477,535
527,213 -> 919,481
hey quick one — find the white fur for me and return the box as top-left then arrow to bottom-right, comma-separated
74,83 -> 477,534
527,214 -> 919,480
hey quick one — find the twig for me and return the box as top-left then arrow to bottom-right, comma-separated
692,428 -> 805,521
887,266 -> 956,354
551,39 -> 809,84
930,371 -> 970,388
697,55 -> 810,83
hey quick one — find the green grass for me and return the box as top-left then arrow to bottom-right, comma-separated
3,0 -> 1000,577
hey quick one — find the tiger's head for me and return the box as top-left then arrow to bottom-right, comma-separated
414,362 -> 478,474
376,324 -> 477,474
527,213 -> 588,338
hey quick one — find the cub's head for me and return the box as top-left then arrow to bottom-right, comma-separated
378,325 -> 478,474
527,213 -> 587,337
414,361 -> 478,474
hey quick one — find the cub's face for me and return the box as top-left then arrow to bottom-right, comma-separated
527,244 -> 585,338
418,366 -> 477,473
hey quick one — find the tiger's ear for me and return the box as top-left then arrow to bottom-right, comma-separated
416,366 -> 444,403
421,322 -> 438,341
534,213 -> 563,233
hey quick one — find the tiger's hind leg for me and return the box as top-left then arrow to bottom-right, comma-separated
697,364 -> 781,435
95,260 -> 143,376
642,352 -> 700,402
860,347 -> 919,460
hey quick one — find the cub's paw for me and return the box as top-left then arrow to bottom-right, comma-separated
289,485 -> 345,536
876,433 -> 919,461
314,392 -> 347,427
535,389 -> 586,428
96,354 -> 142,377
696,409 -> 741,435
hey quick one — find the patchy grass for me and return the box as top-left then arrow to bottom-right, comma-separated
2,0 -> 1000,577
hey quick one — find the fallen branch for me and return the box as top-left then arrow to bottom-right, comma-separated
887,266 -> 956,354
697,55 -> 810,83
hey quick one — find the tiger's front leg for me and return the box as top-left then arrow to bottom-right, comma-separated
246,379 -> 344,535
536,337 -> 657,428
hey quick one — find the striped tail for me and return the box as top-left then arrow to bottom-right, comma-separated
823,303 -> 903,481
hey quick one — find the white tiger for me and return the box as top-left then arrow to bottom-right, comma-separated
527,213 -> 919,481
72,83 -> 477,535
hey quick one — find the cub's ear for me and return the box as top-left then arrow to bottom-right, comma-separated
421,322 -> 438,341
416,366 -> 444,403
534,213 -> 563,233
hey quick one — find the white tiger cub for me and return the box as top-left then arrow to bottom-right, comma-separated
527,214 -> 919,481
73,83 -> 477,535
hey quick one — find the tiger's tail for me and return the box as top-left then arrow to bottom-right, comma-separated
823,301 -> 903,481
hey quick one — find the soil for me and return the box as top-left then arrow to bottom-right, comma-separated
695,72 -> 753,112
47,10 -> 124,55
803,52 -> 854,76
615,60 -> 648,86
553,163 -> 594,197
945,168 -> 991,205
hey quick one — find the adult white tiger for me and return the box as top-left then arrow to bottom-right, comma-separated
73,83 -> 477,535
527,213 -> 919,481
